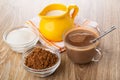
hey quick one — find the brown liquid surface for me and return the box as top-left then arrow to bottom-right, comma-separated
65,29 -> 97,47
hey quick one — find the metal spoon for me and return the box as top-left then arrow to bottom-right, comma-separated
90,26 -> 117,43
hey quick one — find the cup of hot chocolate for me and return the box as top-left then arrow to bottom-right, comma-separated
63,26 -> 102,64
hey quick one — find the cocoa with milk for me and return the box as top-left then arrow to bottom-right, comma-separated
64,27 -> 100,64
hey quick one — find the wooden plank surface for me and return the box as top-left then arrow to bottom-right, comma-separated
0,0 -> 120,80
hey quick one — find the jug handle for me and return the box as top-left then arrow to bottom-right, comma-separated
68,5 -> 79,19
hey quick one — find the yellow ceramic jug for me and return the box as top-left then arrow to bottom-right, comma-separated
39,4 -> 79,42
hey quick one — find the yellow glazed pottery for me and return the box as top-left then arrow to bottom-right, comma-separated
39,4 -> 79,42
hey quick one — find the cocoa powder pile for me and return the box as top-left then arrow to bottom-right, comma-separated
25,47 -> 58,69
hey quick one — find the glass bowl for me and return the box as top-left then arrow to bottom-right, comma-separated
3,25 -> 39,53
22,46 -> 61,77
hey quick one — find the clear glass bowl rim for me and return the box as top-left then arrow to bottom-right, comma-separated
3,26 -> 39,46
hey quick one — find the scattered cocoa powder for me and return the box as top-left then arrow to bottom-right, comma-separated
25,47 -> 58,69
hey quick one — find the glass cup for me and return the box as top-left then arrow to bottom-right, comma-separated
63,26 -> 102,64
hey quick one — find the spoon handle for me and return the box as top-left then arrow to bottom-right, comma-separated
91,26 -> 116,43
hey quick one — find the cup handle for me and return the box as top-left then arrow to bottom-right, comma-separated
92,48 -> 103,62
68,5 -> 79,19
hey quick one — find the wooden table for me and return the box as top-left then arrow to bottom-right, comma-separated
0,0 -> 120,80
